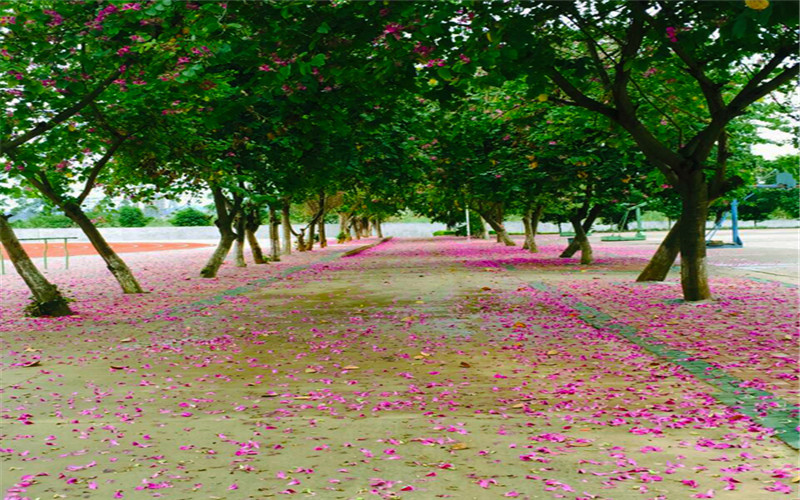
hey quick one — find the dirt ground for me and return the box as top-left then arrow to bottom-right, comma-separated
1,232 -> 797,499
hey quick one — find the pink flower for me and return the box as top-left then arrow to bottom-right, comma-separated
413,43 -> 433,56
117,46 -> 130,57
43,10 -> 64,26
666,27 -> 678,43
477,478 -> 497,488
765,481 -> 793,494
121,3 -> 142,11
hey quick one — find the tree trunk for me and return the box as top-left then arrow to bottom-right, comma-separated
233,215 -> 246,267
200,186 -> 240,278
352,219 -> 362,240
522,208 -> 532,250
0,215 -> 73,317
375,218 -> 383,238
678,174 -> 711,301
570,216 -> 593,265
637,219 -> 681,281
200,232 -> 236,278
318,219 -> 327,248
529,205 -> 543,253
281,199 -> 292,255
246,229 -> 266,264
245,209 -> 266,264
478,217 -> 489,239
269,206 -> 280,262
560,205 -> 601,258
338,213 -> 350,243
306,221 -> 316,251
62,203 -> 144,293
480,212 -> 515,246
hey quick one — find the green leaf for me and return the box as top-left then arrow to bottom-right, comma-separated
317,22 -> 331,34
437,67 -> 453,81
311,53 -> 326,66
732,15 -> 748,39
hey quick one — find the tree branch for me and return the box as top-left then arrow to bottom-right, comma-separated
76,136 -> 128,205
546,67 -> 615,118
1,72 -> 121,154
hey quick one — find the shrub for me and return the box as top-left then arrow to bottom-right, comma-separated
13,214 -> 75,228
169,207 -> 212,226
117,206 -> 150,227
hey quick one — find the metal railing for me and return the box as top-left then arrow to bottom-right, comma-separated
1,237 -> 78,274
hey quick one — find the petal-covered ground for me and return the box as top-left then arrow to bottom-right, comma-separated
1,235 -> 797,499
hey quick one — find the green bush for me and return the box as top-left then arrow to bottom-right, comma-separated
117,206 -> 150,227
169,207 -> 212,226
12,213 -> 75,228
433,230 -> 457,236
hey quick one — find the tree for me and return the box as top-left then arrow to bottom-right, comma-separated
0,214 -> 73,317
1,1 -> 239,293
403,1 -> 797,300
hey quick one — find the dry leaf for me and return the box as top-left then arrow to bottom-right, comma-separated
21,360 -> 41,368
512,403 -> 525,409
481,287 -> 492,291
343,365 -> 360,370
449,442 -> 468,450
792,475 -> 800,484
546,350 -> 558,355
304,368 -> 317,374
513,322 -> 526,328
413,355 -> 425,360
110,365 -> 126,370
419,352 -> 432,357
23,347 -> 40,352
120,337 -> 134,343
459,361 -> 471,368
293,396 -> 312,400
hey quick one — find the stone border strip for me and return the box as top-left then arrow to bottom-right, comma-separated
526,278 -> 799,449
341,237 -> 392,257
154,238 -> 392,318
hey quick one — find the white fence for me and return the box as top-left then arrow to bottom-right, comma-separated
10,219 -> 798,242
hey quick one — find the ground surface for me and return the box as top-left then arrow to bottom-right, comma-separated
1,232 -> 798,499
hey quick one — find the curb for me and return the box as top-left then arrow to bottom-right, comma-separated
154,238 -> 392,317
341,237 -> 392,257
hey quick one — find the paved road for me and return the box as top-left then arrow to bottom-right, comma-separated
2,236 -> 796,499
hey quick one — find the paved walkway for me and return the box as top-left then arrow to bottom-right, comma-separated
1,236 -> 797,499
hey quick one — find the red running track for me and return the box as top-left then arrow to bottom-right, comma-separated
1,242 -> 212,258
